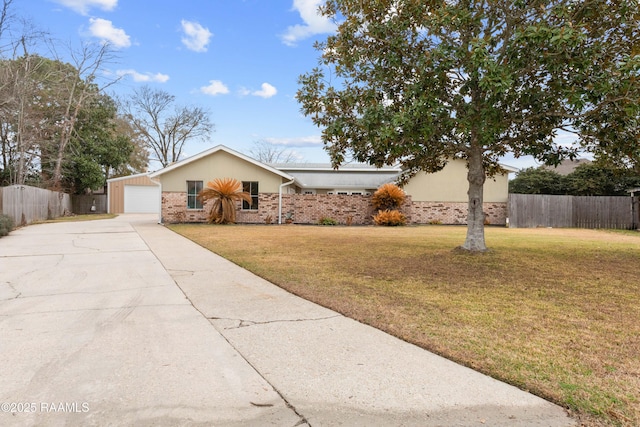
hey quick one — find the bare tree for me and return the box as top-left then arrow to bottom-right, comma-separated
46,42 -> 119,189
123,86 -> 214,167
0,0 -> 13,46
0,3 -> 120,189
248,139 -> 298,164
1,50 -> 44,185
0,17 -> 51,185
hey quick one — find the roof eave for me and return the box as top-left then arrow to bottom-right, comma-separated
148,144 -> 294,181
106,172 -> 153,183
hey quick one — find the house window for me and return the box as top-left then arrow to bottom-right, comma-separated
187,180 -> 203,209
242,181 -> 258,210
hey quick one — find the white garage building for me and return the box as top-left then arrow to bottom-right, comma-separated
107,173 -> 160,214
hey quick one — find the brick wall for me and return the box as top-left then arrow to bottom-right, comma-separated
162,192 -> 207,223
239,194 -> 376,224
409,201 -> 507,225
161,191 -> 507,225
291,194 -> 377,225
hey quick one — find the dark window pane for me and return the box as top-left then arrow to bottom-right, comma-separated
187,180 -> 203,209
242,181 -> 258,210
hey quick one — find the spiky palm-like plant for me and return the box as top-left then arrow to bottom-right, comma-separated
198,178 -> 252,224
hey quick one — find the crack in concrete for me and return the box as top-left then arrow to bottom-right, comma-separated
1,284 -> 170,300
136,225 -> 313,426
0,282 -> 22,301
0,303 -> 189,317
71,237 -> 100,252
0,256 -> 65,284
205,317 -> 313,427
166,269 -> 195,277
209,314 -> 342,330
0,249 -> 149,259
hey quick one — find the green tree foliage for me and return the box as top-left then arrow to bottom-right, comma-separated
0,54 -> 59,186
566,163 -> 640,196
0,51 -> 140,191
510,163 -> 640,196
62,94 -> 134,194
297,0 -> 640,251
509,168 -> 568,195
0,213 -> 13,237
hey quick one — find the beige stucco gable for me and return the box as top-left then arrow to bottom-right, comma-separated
401,159 -> 511,203
155,148 -> 289,193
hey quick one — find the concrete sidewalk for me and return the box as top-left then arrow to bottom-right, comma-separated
0,215 -> 576,426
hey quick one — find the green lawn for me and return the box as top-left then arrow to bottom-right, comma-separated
169,223 -> 640,427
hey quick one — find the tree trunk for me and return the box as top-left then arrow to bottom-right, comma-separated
461,145 -> 487,252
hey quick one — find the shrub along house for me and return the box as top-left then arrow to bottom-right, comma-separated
148,144 -> 516,225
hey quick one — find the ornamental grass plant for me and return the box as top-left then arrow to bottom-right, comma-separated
198,178 -> 252,224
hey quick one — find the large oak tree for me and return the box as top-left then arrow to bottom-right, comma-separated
297,0 -> 640,251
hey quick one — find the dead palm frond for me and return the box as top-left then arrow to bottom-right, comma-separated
197,178 -> 252,224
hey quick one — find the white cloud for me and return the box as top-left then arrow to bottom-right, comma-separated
200,80 -> 229,96
88,18 -> 130,48
54,0 -> 117,15
117,69 -> 169,83
252,83 -> 277,98
181,20 -> 212,52
281,0 -> 336,46
265,135 -> 322,148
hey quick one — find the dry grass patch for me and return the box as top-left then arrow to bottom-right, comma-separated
40,213 -> 117,223
169,224 -> 640,426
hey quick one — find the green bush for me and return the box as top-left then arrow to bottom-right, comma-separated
318,217 -> 338,226
0,214 -> 14,237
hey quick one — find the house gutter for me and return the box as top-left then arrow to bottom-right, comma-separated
148,176 -> 162,224
106,183 -> 111,214
278,179 -> 296,224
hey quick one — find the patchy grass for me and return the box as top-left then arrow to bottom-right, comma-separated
169,224 -> 640,427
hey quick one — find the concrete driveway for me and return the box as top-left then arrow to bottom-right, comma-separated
0,215 -> 576,426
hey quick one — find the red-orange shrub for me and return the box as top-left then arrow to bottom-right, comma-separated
372,183 -> 405,211
373,209 -> 406,226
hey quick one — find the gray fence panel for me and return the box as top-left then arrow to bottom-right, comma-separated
508,194 -> 572,228
573,196 -> 632,229
509,194 -> 633,229
1,185 -> 72,225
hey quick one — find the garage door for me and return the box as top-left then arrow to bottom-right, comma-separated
124,185 -> 160,213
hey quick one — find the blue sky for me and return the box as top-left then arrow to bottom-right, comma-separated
15,0 -> 546,171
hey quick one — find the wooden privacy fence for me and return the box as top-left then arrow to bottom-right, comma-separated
0,185 -> 72,226
508,194 -> 636,229
72,194 -> 107,214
